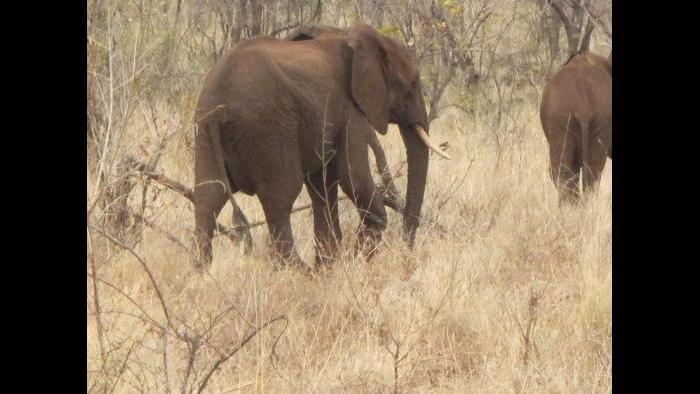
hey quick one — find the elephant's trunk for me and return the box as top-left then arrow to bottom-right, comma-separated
400,124 -> 430,247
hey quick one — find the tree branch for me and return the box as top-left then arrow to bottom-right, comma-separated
583,3 -> 611,39
89,225 -> 173,329
197,315 -> 288,393
547,0 -> 573,33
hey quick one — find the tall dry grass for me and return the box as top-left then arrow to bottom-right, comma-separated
87,99 -> 611,392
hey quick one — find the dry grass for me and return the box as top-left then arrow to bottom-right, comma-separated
87,102 -> 611,393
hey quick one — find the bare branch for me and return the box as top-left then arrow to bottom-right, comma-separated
123,156 -> 250,246
132,213 -> 192,255
547,0 -> 572,29
87,273 -> 165,332
197,315 -> 288,394
87,228 -> 108,370
583,3 -> 611,39
89,225 -> 173,329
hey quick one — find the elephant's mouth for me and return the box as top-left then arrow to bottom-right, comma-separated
414,125 -> 451,159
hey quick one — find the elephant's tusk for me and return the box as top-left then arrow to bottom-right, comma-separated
415,126 -> 451,159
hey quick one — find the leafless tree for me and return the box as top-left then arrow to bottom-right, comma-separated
544,0 -> 609,58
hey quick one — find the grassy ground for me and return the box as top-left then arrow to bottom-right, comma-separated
87,102 -> 611,393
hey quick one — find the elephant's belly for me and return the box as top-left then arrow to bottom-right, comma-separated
226,129 -> 307,195
220,102 -> 343,196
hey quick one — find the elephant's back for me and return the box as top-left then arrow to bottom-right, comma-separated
197,37 -> 346,117
194,37 -> 350,194
543,61 -> 609,115
540,57 -> 611,143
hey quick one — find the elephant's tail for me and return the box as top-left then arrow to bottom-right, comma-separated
578,115 -> 591,181
206,120 -> 252,251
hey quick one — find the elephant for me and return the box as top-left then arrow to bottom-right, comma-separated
540,51 -> 611,204
192,23 -> 450,269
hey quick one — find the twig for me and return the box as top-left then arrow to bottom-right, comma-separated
437,157 -> 474,210
124,156 -> 249,245
126,153 -> 417,243
162,332 -> 171,394
197,315 -> 288,394
108,340 -> 138,394
582,3 -> 611,39
132,213 -> 192,255
87,273 -> 165,333
87,227 -> 108,370
89,225 -> 173,329
182,338 -> 201,393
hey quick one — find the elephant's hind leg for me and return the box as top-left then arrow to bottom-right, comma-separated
305,167 -> 342,268
582,138 -> 608,196
257,180 -> 303,267
193,123 -> 232,267
548,126 -> 581,205
193,181 -> 228,268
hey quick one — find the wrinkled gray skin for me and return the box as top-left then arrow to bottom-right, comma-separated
286,24 -> 403,209
540,52 -> 612,204
193,23 -> 434,268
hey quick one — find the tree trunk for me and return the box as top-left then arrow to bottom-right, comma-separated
547,0 -> 596,58
231,0 -> 247,43
537,0 -> 561,63
312,0 -> 323,22
372,0 -> 384,27
249,0 -> 263,36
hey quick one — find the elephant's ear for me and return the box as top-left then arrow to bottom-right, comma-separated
348,24 -> 389,135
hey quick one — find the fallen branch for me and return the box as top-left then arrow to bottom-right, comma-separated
132,213 -> 192,255
369,132 -> 406,213
124,156 -> 251,249
245,181 -> 405,229
125,150 -> 448,245
124,155 -> 407,232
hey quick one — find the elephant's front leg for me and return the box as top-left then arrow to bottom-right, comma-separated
337,126 -> 387,258
306,167 -> 342,268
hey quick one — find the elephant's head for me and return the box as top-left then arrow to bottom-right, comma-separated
346,23 -> 450,245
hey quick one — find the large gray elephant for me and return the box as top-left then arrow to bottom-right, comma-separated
540,51 -> 612,204
193,23 -> 449,268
